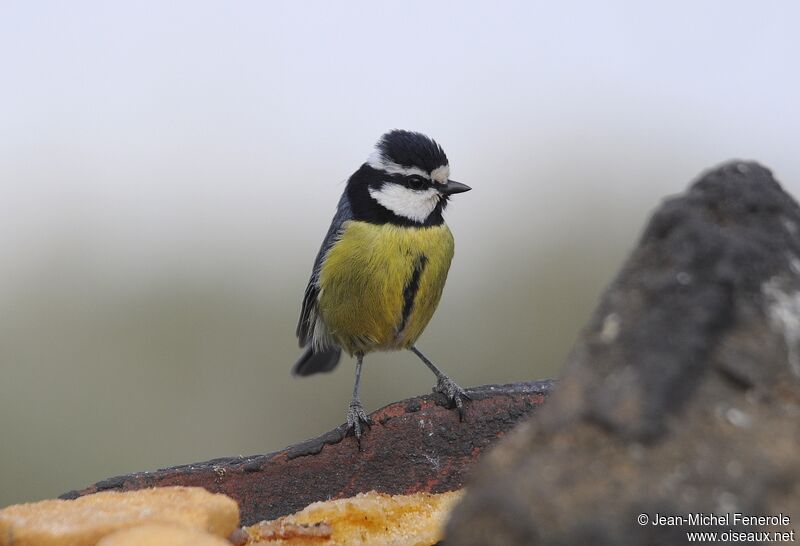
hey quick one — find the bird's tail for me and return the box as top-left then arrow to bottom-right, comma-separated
292,346 -> 342,376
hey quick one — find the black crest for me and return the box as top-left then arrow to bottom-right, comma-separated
375,130 -> 449,172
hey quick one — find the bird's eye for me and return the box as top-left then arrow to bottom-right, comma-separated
408,176 -> 425,190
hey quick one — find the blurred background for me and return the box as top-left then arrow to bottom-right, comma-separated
1,1 -> 798,507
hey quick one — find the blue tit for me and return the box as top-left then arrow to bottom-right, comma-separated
293,130 -> 471,439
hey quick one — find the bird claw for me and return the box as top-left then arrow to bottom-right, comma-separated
433,376 -> 471,420
346,401 -> 372,442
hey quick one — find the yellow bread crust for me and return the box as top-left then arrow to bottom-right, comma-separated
245,490 -> 464,546
97,523 -> 231,546
0,486 -> 239,546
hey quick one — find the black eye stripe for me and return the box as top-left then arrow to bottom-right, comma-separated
407,175 -> 428,189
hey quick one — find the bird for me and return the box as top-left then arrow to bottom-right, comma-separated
292,129 -> 472,440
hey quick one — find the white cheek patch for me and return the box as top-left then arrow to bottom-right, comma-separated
368,184 -> 440,223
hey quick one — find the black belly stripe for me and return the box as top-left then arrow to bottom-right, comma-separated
398,254 -> 428,334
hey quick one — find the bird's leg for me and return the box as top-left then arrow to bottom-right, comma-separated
346,352 -> 372,441
410,345 -> 470,420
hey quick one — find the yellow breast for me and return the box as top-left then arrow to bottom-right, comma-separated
317,221 -> 455,355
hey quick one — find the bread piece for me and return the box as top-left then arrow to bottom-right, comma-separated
97,523 -> 231,546
245,490 -> 463,546
0,486 -> 239,546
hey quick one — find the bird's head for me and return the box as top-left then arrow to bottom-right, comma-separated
346,130 -> 471,226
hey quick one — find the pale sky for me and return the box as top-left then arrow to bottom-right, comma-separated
2,1 -> 798,273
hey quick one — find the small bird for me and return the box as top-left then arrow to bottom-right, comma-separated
293,130 -> 472,440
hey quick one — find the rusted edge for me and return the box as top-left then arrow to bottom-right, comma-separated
62,380 -> 553,525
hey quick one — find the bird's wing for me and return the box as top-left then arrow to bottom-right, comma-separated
296,192 -> 352,347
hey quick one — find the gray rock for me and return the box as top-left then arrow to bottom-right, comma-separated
446,161 -> 800,545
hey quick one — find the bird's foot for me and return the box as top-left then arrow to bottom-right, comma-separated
346,400 -> 372,442
433,375 -> 471,420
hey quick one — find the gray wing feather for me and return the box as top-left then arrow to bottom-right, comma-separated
296,192 -> 352,346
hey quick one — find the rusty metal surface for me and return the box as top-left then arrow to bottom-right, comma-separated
62,381 -> 551,525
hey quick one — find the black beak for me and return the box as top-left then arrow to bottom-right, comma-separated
441,180 -> 472,196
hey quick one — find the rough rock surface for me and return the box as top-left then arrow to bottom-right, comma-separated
446,161 -> 800,545
64,381 -> 551,525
